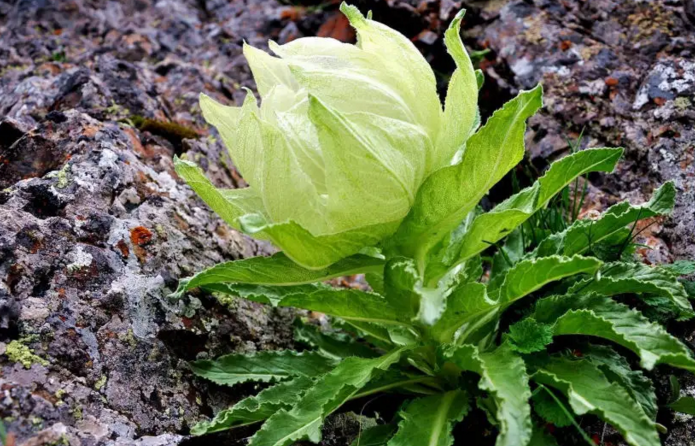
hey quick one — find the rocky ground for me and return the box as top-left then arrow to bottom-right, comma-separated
0,0 -> 693,445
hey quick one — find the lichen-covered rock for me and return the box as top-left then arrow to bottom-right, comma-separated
468,0 -> 695,267
0,0 -> 300,444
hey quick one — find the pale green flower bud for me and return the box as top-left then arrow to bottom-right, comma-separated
175,3 -> 478,269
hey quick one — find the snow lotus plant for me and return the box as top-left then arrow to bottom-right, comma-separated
173,4 -> 695,446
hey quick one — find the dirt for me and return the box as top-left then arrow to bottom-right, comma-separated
0,0 -> 693,445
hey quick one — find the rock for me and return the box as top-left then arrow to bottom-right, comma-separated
469,0 -> 695,267
0,0 -> 297,444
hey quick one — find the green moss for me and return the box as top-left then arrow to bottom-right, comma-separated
129,115 -> 199,144
94,375 -> 107,391
71,405 -> 82,420
214,292 -> 237,308
119,329 -> 138,348
155,224 -> 167,239
56,163 -> 71,189
674,97 -> 692,111
6,340 -> 48,369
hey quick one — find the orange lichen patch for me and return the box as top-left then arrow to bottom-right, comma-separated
318,14 -> 355,42
604,77 -> 619,87
173,212 -> 190,231
130,226 -> 153,246
122,126 -> 145,155
115,239 -> 130,258
559,40 -> 572,51
280,7 -> 303,22
37,62 -> 62,75
83,125 -> 100,138
653,97 -> 667,106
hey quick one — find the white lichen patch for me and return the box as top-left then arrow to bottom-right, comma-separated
67,246 -> 94,273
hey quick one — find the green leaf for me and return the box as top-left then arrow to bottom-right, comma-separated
531,356 -> 660,446
279,288 -> 408,327
352,370 -> 439,399
660,260 -> 695,276
507,318 -> 553,354
191,376 -> 315,435
368,256 -> 460,327
531,389 -> 573,428
490,227 -> 525,279
568,261 -> 693,318
387,390 -> 470,446
669,396 -> 695,415
528,424 -> 559,446
335,319 -> 394,349
294,319 -> 377,359
189,350 -> 337,386
248,348 -> 406,446
384,257 -> 422,320
204,283 -> 324,306
390,86 -> 543,272
431,256 -> 597,344
430,282 -> 493,344
532,294 -> 695,371
242,215 -> 400,270
175,155 -> 400,269
171,252 -> 384,299
450,148 -> 622,275
491,255 -> 602,304
436,9 -> 479,170
582,344 -> 658,420
351,424 -> 397,446
443,344 -> 532,446
533,181 -> 676,258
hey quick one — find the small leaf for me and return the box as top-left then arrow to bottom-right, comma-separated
279,288 -> 407,327
507,318 -> 553,354
660,260 -> 695,276
248,348 -> 407,446
531,389 -> 573,428
533,182 -> 676,258
387,390 -> 470,446
384,257 -> 422,320
582,345 -> 658,420
294,319 -> 377,359
189,350 -> 336,386
204,283 -> 323,306
436,9 -> 479,169
568,262 -> 693,318
533,294 -> 695,372
351,424 -> 397,446
528,424 -> 559,446
491,255 -> 602,304
668,375 -> 681,404
430,282 -> 493,344
191,376 -> 315,435
531,356 -> 660,446
443,343 -> 532,446
669,396 -> 695,415
172,252 -> 384,299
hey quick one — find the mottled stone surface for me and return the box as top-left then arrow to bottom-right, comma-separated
0,0 -> 298,444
